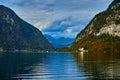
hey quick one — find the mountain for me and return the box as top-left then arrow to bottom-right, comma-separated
0,5 -> 54,51
44,34 -> 56,43
72,0 -> 120,53
44,34 -> 74,48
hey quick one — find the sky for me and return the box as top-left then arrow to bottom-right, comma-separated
0,0 -> 113,38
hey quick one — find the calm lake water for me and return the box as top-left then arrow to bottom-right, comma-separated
0,52 -> 120,80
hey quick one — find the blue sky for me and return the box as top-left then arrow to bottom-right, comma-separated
0,0 -> 113,38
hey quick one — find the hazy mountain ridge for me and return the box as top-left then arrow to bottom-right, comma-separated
0,5 -> 54,51
45,34 -> 74,48
72,0 -> 120,53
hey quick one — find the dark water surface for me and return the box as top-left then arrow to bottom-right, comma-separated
0,52 -> 120,80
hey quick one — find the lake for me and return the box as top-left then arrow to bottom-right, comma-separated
0,52 -> 120,80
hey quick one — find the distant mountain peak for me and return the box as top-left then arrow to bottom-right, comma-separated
44,34 -> 74,48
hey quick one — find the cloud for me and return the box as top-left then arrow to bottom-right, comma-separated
66,29 -> 72,34
34,22 -> 49,30
43,17 -> 85,38
8,0 -> 24,4
0,0 -> 113,38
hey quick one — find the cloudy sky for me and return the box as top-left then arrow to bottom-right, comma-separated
0,0 -> 113,38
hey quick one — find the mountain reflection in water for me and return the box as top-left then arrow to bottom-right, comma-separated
73,52 -> 120,79
0,52 -> 120,80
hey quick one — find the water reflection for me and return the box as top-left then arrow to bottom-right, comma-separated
73,52 -> 120,79
0,52 -> 88,80
0,52 -> 120,80
0,52 -> 48,79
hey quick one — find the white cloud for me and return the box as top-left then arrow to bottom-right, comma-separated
34,22 -> 49,30
60,21 -> 72,26
1,0 -> 113,38
66,29 -> 72,34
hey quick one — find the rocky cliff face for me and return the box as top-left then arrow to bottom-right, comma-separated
72,0 -> 120,53
0,5 -> 54,51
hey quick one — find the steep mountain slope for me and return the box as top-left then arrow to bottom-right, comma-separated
0,5 -> 54,51
45,34 -> 74,48
72,0 -> 120,53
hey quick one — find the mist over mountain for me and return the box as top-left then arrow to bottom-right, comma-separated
72,0 -> 120,53
0,5 -> 54,51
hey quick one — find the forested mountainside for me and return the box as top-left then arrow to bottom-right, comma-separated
0,5 -> 54,51
72,0 -> 120,53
